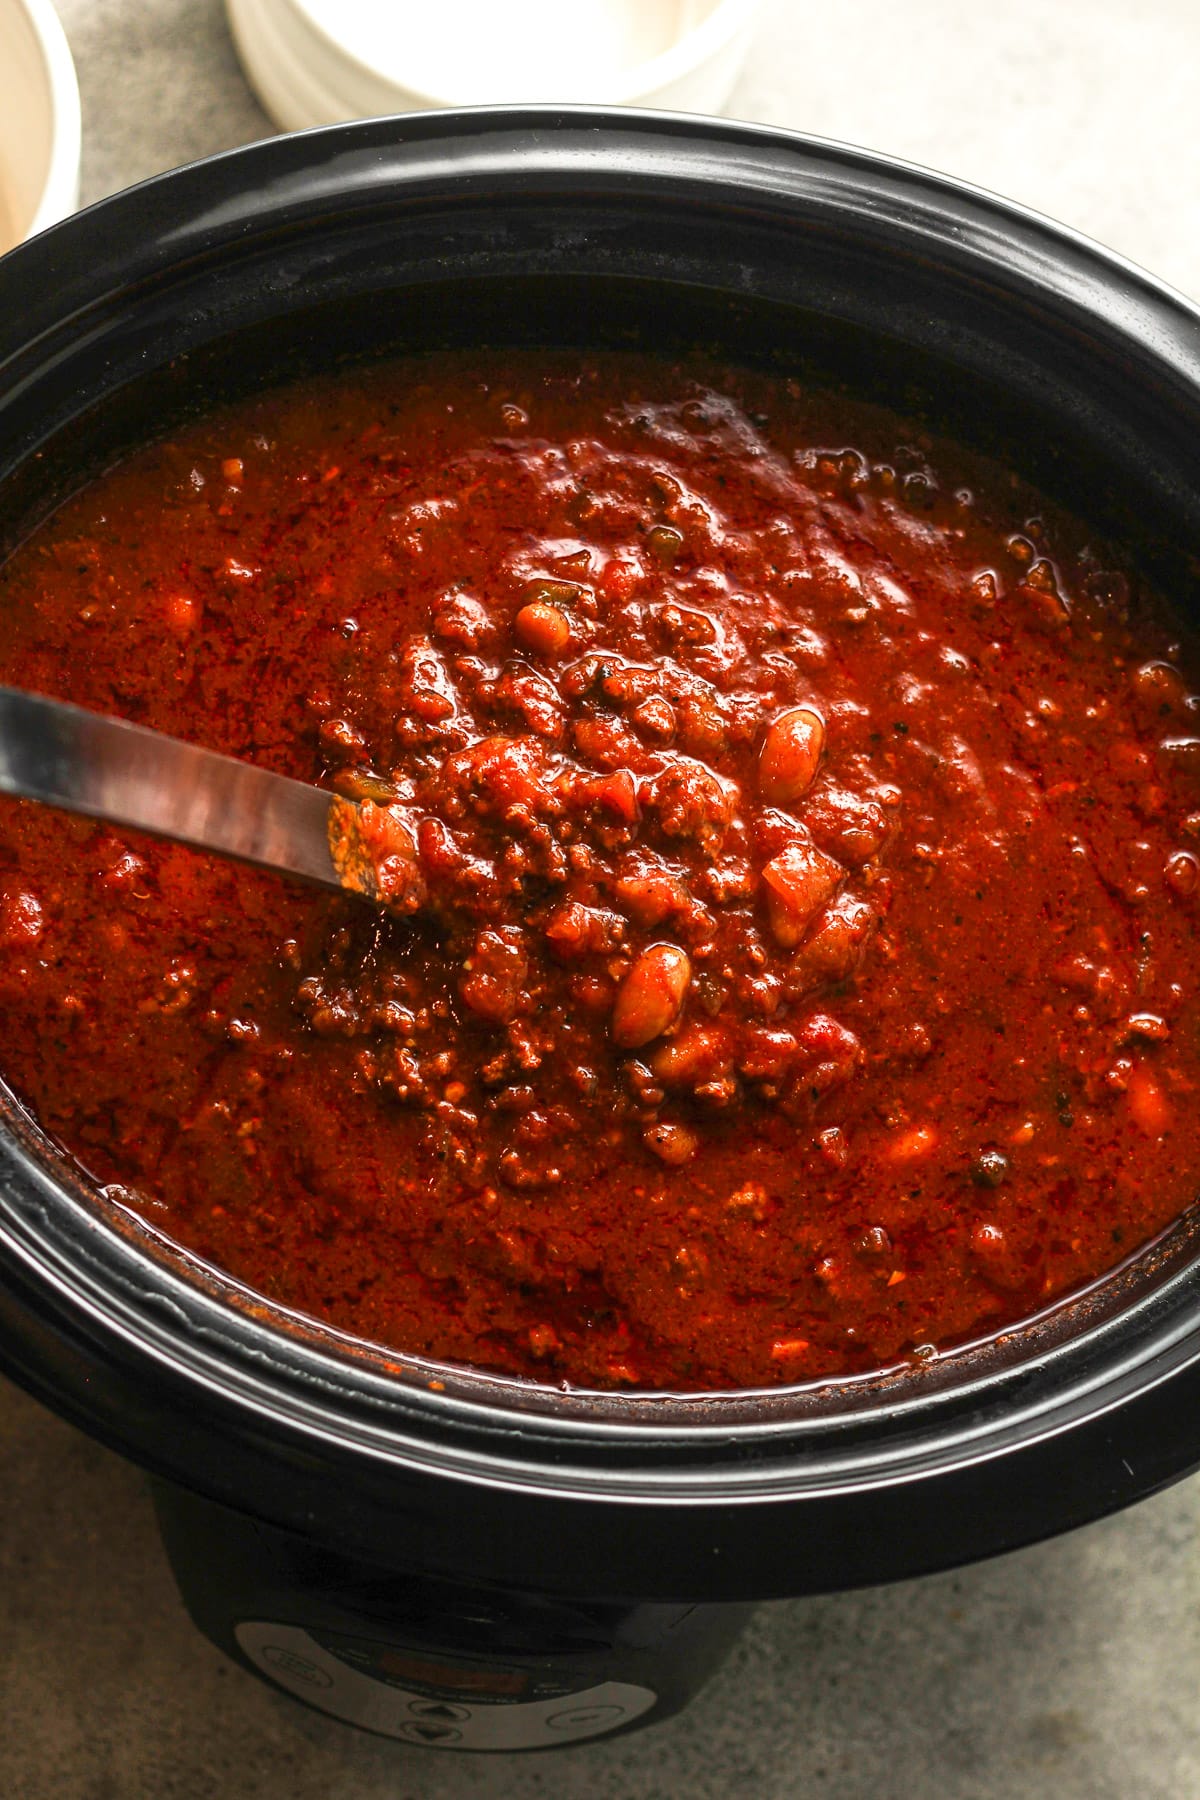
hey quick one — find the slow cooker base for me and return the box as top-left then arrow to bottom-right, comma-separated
152,1481 -> 752,1751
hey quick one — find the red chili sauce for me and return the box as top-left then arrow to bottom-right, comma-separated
1,350 -> 1199,1392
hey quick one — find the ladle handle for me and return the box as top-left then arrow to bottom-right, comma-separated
0,686 -> 342,890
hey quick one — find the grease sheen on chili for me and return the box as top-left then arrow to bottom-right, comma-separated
2,350 -> 1200,1392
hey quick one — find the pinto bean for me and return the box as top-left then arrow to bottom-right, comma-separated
515,600 -> 571,657
642,1119 -> 699,1164
759,705 -> 825,805
612,943 -> 692,1048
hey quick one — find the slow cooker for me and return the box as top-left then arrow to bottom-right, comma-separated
2,109 -> 1200,1751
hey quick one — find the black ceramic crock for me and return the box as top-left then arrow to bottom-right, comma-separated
3,108 -> 1200,1744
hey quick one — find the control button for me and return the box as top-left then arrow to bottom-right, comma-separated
396,1721 -> 463,1745
546,1703 -> 626,1732
260,1645 -> 333,1689
407,1699 -> 471,1723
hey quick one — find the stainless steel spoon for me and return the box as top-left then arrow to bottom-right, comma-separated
0,685 -> 346,892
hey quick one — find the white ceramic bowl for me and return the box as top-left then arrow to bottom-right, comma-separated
226,0 -> 764,128
0,0 -> 80,253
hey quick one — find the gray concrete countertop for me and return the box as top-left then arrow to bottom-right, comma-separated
4,3 -> 1200,1794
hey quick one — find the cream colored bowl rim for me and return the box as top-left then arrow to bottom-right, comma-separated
280,0 -> 763,110
12,0 -> 82,240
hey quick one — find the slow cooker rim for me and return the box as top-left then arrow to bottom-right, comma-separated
8,101 -> 1200,320
6,1133 -> 1200,1497
4,104 -> 1200,431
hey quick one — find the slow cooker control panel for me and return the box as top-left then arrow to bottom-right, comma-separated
234,1620 -> 657,1749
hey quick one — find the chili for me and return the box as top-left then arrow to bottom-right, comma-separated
0,349 -> 1197,1391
